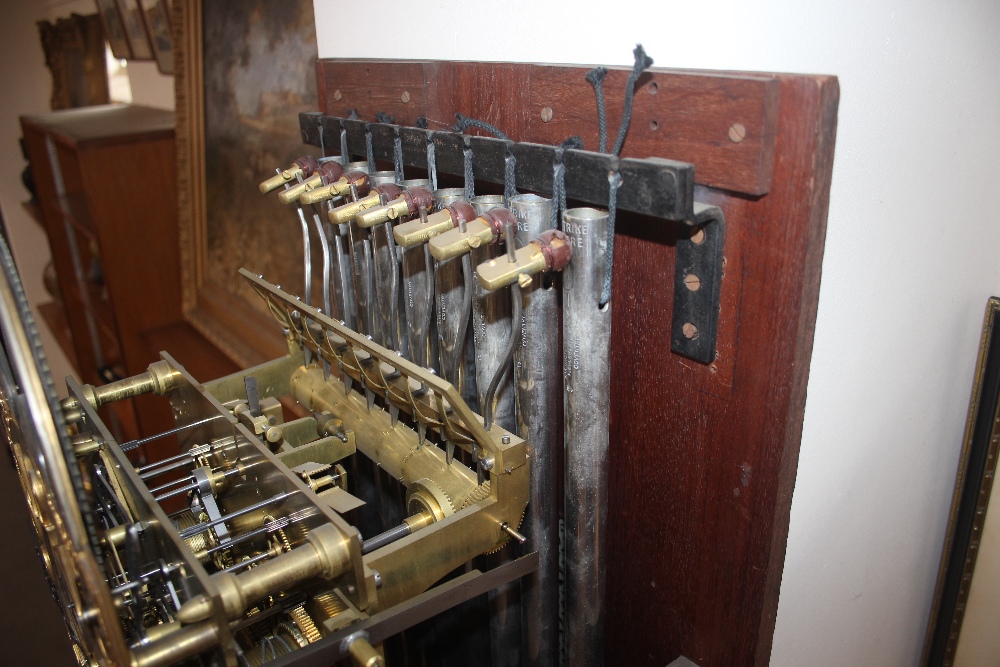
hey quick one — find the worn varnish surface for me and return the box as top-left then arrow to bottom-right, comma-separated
312,59 -> 838,666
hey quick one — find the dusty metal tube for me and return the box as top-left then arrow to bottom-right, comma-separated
347,219 -> 380,340
398,178 -> 431,190
369,171 -> 397,187
310,205 -> 333,317
509,194 -> 560,667
433,189 -> 479,410
562,207 -> 612,667
330,220 -> 356,330
346,161 -> 370,173
470,195 -> 515,432
401,241 -> 438,369
372,221 -> 408,354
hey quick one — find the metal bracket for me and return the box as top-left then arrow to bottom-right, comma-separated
300,112 -> 726,364
672,204 -> 726,364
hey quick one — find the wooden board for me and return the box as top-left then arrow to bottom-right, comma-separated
313,58 -> 838,666
315,60 -> 779,196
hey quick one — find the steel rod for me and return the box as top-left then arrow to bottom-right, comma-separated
120,416 -> 222,453
179,492 -> 297,540
361,522 -> 411,555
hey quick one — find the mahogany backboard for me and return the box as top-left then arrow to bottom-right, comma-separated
312,58 -> 838,666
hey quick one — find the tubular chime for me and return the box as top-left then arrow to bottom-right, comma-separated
6,111 -> 724,667
260,114 -> 726,667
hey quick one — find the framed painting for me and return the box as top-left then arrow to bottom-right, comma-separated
115,0 -> 154,60
94,0 -> 132,60
923,296 -> 1000,666
176,0 -> 320,365
138,0 -> 174,74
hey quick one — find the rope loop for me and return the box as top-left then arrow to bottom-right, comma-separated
611,44 -> 654,156
551,147 -> 566,230
392,126 -> 404,182
462,137 -> 475,201
452,113 -> 511,141
600,165 -> 623,307
364,123 -> 375,173
503,141 -> 516,204
426,131 -> 438,191
585,66 -> 609,153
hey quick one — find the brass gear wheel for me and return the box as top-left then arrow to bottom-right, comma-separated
405,478 -> 456,522
460,481 -> 525,555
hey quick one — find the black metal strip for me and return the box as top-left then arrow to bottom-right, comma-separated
301,112 -> 694,222
671,203 -> 726,363
268,551 -> 540,667
301,111 -> 724,363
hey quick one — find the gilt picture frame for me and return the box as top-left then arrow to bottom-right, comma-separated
115,0 -> 154,60
923,296 -> 1000,666
138,0 -> 174,74
175,0 -> 319,366
94,0 -> 132,60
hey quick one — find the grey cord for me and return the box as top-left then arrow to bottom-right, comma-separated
600,169 -> 623,307
463,140 -> 475,200
586,66 -> 609,153
426,132 -> 438,191
393,126 -> 404,182
504,149 -> 517,204
452,113 -> 511,141
611,44 -> 654,156
365,123 -> 375,173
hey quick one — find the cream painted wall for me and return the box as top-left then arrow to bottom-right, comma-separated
312,0 -> 1000,664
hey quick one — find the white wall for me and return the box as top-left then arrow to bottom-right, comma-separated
313,0 -> 1000,664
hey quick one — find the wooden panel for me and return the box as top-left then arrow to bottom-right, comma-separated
78,137 -> 183,378
316,59 -> 778,196
20,104 -> 174,150
315,59 -> 838,666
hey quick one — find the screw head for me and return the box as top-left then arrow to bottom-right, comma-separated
501,435 -> 510,444
333,89 -> 342,101
690,226 -> 706,245
682,322 -> 699,339
482,457 -> 495,470
401,90 -> 411,104
683,273 -> 701,291
728,122 -> 746,143
540,106 -> 554,123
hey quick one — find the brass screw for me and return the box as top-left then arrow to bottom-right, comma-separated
683,274 -> 701,291
728,122 -> 746,143
690,226 -> 705,245
333,89 -> 342,101
401,91 -> 411,104
682,323 -> 699,339
540,107 -> 554,123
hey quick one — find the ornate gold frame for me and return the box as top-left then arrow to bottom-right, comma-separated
175,0 -> 288,367
923,296 -> 1000,666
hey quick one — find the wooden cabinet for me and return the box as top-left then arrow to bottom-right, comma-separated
21,105 -> 188,443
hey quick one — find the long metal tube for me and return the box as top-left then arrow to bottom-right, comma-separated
401,232 -> 438,370
348,219 -> 380,341
361,522 -> 411,554
470,195 -> 515,432
434,189 -> 479,411
562,207 -> 612,667
510,194 -> 560,667
309,204 -> 333,317
372,221 -> 408,354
